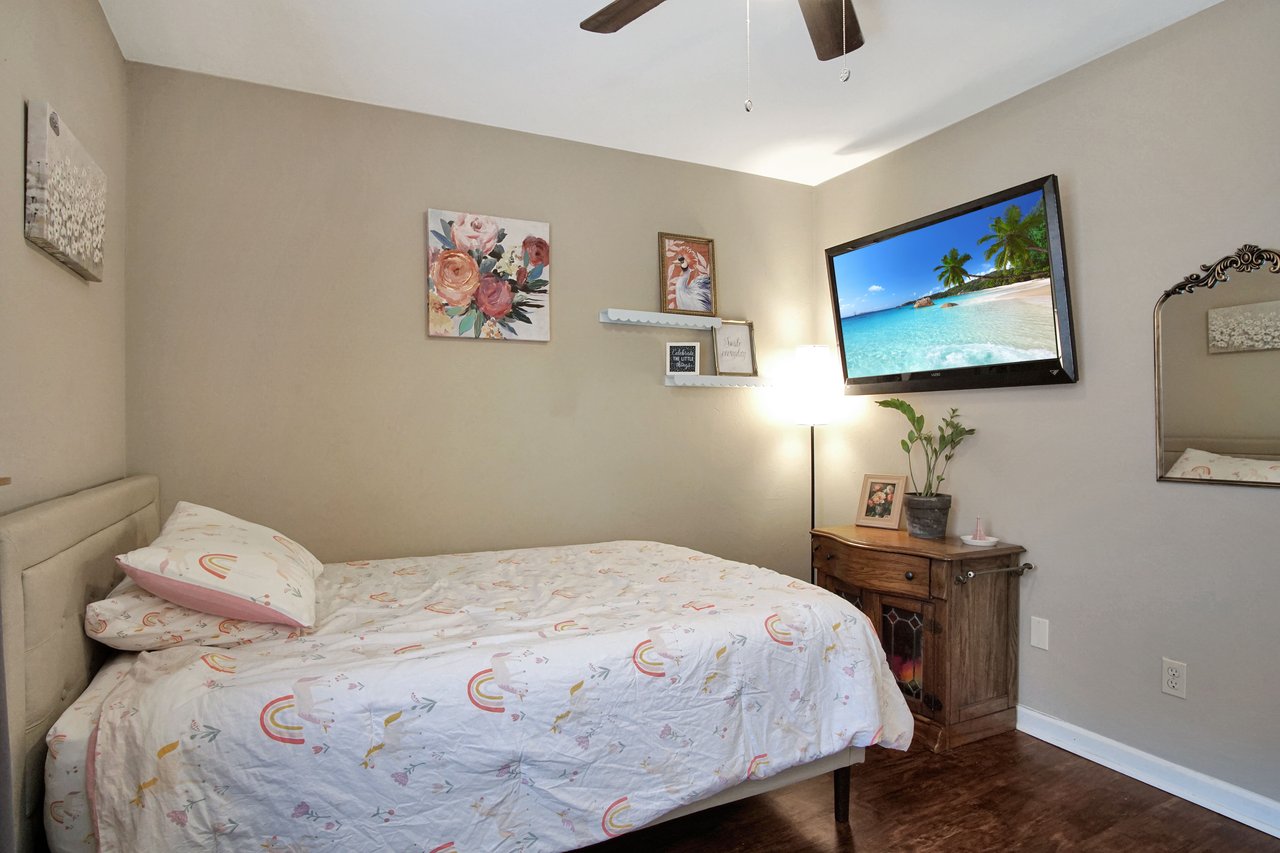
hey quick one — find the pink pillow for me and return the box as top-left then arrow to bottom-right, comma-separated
86,578 -> 297,650
116,502 -> 323,627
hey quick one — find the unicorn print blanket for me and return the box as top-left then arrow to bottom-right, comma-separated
91,541 -> 912,851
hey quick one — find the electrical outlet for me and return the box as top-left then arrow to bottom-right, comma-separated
1162,658 -> 1187,698
1030,617 -> 1049,650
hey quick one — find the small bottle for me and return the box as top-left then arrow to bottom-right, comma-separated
973,516 -> 986,541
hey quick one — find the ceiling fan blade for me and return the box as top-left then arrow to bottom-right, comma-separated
581,0 -> 670,34
797,0 -> 864,61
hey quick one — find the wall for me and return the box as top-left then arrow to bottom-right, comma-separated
813,0 -> 1279,798
0,0 -> 129,513
125,65 -> 817,574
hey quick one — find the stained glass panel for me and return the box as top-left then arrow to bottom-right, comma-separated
881,604 -> 923,700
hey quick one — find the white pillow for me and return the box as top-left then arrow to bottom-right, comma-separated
1165,447 -> 1280,483
116,502 -> 323,627
86,577 -> 295,650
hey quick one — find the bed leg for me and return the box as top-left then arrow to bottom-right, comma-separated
833,765 -> 851,823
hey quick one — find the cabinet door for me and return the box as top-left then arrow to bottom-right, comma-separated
866,592 -> 942,722
818,572 -> 864,614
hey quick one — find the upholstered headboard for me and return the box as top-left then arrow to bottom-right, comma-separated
0,475 -> 159,853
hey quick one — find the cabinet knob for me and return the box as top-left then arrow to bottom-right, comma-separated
826,553 -> 836,561
904,571 -> 915,581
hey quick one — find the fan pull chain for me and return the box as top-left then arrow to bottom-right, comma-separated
744,0 -> 753,112
840,0 -> 851,82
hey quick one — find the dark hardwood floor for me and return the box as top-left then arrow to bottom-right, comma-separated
587,732 -> 1278,852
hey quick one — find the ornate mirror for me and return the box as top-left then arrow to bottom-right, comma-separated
1155,245 -> 1280,487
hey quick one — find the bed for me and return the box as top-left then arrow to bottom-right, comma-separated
1160,436 -> 1280,482
0,476 -> 912,852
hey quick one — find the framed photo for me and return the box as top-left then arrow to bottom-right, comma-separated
666,342 -> 700,375
659,232 -> 716,317
856,474 -> 907,529
713,320 -> 757,376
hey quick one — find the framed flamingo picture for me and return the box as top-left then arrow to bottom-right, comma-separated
658,232 -> 717,317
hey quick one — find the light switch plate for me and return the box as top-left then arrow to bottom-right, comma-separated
1030,617 -> 1049,650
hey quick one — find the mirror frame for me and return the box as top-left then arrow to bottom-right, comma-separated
1154,244 -> 1280,487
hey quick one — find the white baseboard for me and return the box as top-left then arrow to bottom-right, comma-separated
1017,706 -> 1279,839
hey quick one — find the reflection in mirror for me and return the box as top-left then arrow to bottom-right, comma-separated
1155,245 -> 1280,486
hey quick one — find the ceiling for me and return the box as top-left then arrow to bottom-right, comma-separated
97,0 -> 1221,186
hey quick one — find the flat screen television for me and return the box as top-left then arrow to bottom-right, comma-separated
825,175 -> 1078,395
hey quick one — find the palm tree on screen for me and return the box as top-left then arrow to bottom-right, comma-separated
979,204 -> 1048,271
933,248 -> 973,288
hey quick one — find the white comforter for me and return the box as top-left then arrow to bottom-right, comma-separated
92,541 -> 912,852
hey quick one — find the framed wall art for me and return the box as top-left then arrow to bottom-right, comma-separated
855,474 -> 907,529
658,232 -> 716,317
427,209 -> 550,341
24,101 -> 106,281
666,342 -> 700,375
713,320 -> 757,376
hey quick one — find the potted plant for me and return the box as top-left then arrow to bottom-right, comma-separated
876,398 -> 975,539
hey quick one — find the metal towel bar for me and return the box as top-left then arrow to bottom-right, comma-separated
955,562 -> 1035,585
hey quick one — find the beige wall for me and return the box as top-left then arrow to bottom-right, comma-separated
1160,269 -> 1279,449
125,65 -> 818,574
813,0 -> 1279,798
0,0 -> 129,513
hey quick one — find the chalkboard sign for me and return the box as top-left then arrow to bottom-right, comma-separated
666,342 -> 701,375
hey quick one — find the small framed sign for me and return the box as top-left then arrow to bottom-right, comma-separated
666,342 -> 701,375
855,474 -> 907,530
713,320 -> 757,376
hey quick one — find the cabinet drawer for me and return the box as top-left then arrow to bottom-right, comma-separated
812,537 -> 930,598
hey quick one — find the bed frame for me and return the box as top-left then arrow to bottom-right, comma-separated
0,476 -> 859,852
0,475 -> 161,853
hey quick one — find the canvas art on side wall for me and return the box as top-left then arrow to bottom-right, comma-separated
1208,299 -> 1280,353
427,210 -> 550,341
24,101 -> 106,281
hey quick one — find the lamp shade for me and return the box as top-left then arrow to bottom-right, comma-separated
792,344 -> 840,426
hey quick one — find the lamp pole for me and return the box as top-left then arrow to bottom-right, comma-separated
794,344 -> 834,586
810,423 -> 816,532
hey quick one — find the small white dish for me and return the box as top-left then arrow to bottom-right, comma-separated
960,535 -> 999,548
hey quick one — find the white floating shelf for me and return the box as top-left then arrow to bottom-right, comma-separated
599,308 -> 722,329
664,374 -> 769,388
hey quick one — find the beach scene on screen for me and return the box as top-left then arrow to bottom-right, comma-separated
833,189 -> 1059,379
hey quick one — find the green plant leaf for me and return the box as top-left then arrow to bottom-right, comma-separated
458,312 -> 475,335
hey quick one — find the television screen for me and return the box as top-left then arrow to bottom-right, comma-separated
826,175 -> 1077,394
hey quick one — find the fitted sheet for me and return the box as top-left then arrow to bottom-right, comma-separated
90,541 -> 912,852
43,654 -> 135,853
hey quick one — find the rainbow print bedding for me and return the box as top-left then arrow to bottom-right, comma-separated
89,541 -> 913,852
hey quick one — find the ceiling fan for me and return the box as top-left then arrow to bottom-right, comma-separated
580,0 -> 864,62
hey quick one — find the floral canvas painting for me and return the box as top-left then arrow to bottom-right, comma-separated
427,210 -> 550,341
1207,299 -> 1280,353
25,101 -> 106,281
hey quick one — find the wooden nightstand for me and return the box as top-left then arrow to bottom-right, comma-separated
811,525 -> 1027,752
